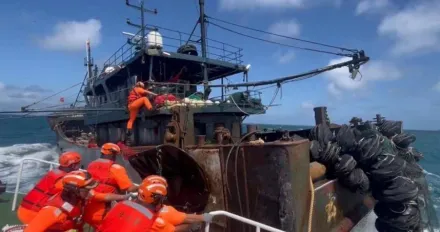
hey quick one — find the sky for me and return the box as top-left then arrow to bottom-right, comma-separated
0,0 -> 439,130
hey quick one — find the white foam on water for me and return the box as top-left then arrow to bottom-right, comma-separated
0,143 -> 58,193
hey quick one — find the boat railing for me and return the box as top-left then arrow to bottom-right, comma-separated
97,81 -> 265,112
204,211 -> 285,232
11,158 -> 62,211
101,25 -> 244,73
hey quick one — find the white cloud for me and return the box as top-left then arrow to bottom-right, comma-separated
40,19 -> 102,52
301,101 -> 315,109
434,81 -> 440,92
0,82 -> 58,110
355,0 -> 391,15
277,51 -> 295,64
218,0 -> 340,10
268,19 -> 301,39
219,0 -> 304,10
325,57 -> 401,96
378,1 -> 440,55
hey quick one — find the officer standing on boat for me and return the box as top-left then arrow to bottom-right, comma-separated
84,142 -> 139,229
125,81 -> 158,145
17,151 -> 82,224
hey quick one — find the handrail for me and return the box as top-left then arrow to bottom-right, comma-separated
12,159 -> 281,232
204,210 -> 285,232
12,158 -> 62,211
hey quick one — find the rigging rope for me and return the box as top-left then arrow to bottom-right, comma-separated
207,16 -> 358,53
73,72 -> 88,107
21,82 -> 83,110
208,21 -> 354,57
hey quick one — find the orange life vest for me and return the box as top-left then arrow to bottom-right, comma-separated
20,169 -> 66,212
97,200 -> 157,232
87,159 -> 119,193
44,193 -> 83,232
127,88 -> 142,104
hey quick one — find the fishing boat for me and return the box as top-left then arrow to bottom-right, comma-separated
3,0 -> 439,231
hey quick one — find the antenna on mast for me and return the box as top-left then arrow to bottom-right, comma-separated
125,0 -> 158,64
84,39 -> 94,80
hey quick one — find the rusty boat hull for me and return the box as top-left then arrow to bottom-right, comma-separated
48,115 -> 377,232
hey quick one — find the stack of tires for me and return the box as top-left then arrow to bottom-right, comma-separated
308,119 -> 434,232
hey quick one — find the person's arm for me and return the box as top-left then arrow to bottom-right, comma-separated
174,224 -> 192,232
111,164 -> 138,193
137,87 -> 157,97
182,214 -> 206,224
24,206 -> 66,232
161,205 -> 211,225
145,90 -> 158,96
88,189 -> 129,202
126,184 -> 139,192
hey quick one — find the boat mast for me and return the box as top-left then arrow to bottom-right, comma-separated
85,40 -> 94,80
126,0 -> 157,64
198,0 -> 209,95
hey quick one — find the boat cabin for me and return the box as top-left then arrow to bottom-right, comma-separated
82,29 -> 265,147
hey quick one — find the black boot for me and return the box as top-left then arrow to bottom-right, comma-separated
125,129 -> 133,146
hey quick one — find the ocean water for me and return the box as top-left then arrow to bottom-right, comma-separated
1,116 -> 440,219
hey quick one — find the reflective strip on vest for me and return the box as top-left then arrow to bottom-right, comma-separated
159,206 -> 169,213
96,158 -> 113,163
61,202 -> 74,213
53,208 -> 62,217
122,201 -> 153,219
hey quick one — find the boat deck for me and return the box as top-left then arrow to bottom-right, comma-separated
0,193 -> 22,226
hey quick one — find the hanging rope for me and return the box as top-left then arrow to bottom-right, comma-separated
21,82 -> 82,110
208,21 -> 354,57
207,16 -> 358,53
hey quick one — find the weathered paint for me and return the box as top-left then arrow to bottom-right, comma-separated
312,179 -> 374,232
189,148 -> 227,230
51,115 -> 374,232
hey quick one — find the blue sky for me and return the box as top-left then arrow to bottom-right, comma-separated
0,0 -> 439,130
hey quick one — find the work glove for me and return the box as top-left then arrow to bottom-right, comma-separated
203,213 -> 213,223
128,192 -> 138,200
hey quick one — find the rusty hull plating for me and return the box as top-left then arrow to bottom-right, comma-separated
128,138 -> 372,232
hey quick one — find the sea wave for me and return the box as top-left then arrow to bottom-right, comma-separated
0,143 -> 58,193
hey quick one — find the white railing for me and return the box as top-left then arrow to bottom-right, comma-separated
204,211 -> 285,232
12,158 -> 63,211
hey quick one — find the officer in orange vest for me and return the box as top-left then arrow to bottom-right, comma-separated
17,151 -> 82,224
24,170 -> 97,232
98,175 -> 212,232
84,142 -> 139,228
24,170 -> 130,232
125,81 -> 157,145
144,175 -> 213,231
